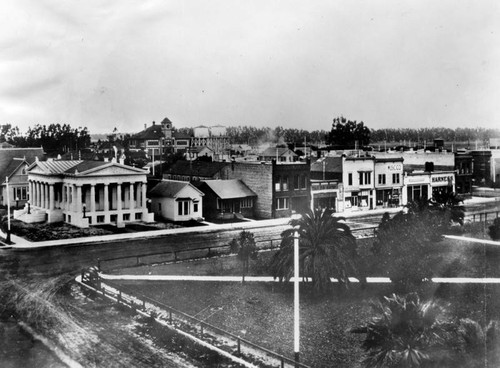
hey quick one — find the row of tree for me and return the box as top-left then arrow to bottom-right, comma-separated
3,119 -> 499,155
1,123 -> 91,156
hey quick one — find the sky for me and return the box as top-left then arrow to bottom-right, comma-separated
1,0 -> 499,134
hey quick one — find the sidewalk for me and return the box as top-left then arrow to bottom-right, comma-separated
4,196 -> 499,250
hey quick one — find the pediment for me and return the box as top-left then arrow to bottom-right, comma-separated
79,165 -> 146,177
28,166 -> 47,174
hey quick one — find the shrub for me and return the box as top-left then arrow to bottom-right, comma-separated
488,218 -> 500,241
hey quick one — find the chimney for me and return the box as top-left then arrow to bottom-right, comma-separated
144,124 -> 147,130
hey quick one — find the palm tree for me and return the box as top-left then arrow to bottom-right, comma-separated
458,318 -> 500,368
352,293 -> 456,368
430,191 -> 465,227
270,208 -> 360,291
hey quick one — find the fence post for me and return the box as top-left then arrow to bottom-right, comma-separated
485,213 -> 488,223
473,214 -> 476,222
237,337 -> 241,354
169,311 -> 172,324
200,323 -> 204,335
118,290 -> 122,302
142,299 -> 146,311
281,357 -> 285,368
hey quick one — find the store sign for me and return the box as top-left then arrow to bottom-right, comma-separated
387,164 -> 402,171
432,175 -> 454,183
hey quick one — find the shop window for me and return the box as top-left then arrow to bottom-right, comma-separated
123,214 -> 130,221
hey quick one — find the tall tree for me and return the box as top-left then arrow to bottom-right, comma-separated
328,116 -> 370,149
270,208 -> 361,291
373,196 -> 464,291
229,230 -> 258,283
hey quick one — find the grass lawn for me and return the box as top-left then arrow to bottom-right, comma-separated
107,226 -> 500,368
114,279 -> 500,368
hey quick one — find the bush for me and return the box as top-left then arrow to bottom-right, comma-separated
488,218 -> 500,241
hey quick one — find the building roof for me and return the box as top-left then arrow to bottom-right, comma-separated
260,147 -> 297,158
166,160 -> 229,178
1,159 -> 29,184
148,180 -> 203,198
131,123 -> 164,140
160,117 -> 173,126
29,159 -> 147,176
173,132 -> 192,139
0,147 -> 45,180
64,161 -> 109,174
310,157 -> 343,173
202,179 -> 256,199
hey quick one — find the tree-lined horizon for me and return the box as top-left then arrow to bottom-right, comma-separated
2,121 -> 500,150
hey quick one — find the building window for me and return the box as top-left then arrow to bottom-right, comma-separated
378,174 -> 386,185
178,200 -> 190,216
135,213 -> 142,220
158,203 -> 162,212
359,172 -> 371,185
97,215 -> 105,223
14,187 -> 28,200
294,175 -> 300,190
241,198 -> 253,208
276,197 -> 289,210
348,173 -> 353,186
392,173 -> 400,184
123,214 -> 130,221
275,176 -> 282,191
300,175 -> 307,189
193,203 -> 199,212
282,176 -> 289,191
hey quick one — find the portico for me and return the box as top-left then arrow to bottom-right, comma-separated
25,160 -> 154,228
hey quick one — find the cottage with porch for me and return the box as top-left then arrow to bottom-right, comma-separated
197,179 -> 256,221
22,159 -> 154,228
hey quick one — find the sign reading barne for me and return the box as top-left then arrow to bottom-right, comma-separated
432,176 -> 454,183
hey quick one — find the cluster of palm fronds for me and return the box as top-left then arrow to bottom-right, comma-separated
352,293 -> 500,368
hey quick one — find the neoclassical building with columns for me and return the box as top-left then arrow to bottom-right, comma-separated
24,159 -> 154,228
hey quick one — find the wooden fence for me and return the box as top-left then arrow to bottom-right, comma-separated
97,226 -> 377,272
81,267 -> 311,368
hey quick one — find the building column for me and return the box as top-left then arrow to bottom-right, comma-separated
136,183 -> 142,208
49,184 -> 54,211
90,184 -> 96,214
129,183 -> 135,210
104,184 -> 109,212
75,185 -> 82,214
71,184 -> 77,212
34,182 -> 39,207
116,182 -> 122,212
44,183 -> 49,209
141,181 -> 147,211
63,185 -> 68,211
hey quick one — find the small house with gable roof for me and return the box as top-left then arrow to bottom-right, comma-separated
148,180 -> 204,222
